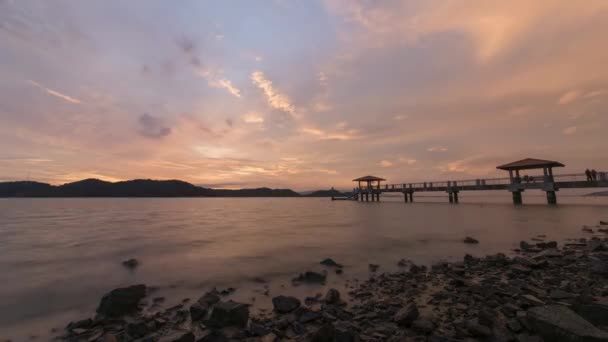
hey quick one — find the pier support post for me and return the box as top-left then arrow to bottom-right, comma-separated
366,193 -> 369,202
376,193 -> 380,201
409,192 -> 414,202
453,192 -> 459,203
512,191 -> 523,205
404,193 -> 408,202
448,192 -> 454,203
546,191 -> 557,205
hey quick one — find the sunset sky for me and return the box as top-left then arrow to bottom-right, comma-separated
1,1 -> 608,190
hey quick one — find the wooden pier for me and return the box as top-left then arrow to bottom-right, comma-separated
350,158 -> 608,205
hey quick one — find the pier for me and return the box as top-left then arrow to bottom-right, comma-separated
350,158 -> 608,205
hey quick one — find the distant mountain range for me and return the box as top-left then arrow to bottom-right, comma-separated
0,179 -> 348,198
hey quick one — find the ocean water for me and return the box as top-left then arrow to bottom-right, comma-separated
1,191 -> 608,340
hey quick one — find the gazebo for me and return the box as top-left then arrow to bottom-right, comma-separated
496,158 -> 565,204
353,175 -> 385,202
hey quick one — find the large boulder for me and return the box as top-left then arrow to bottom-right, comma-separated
207,300 -> 249,328
272,295 -> 301,313
96,284 -> 147,317
573,303 -> 608,327
527,305 -> 608,342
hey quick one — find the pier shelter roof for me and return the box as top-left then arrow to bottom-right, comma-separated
496,158 -> 564,171
352,175 -> 386,182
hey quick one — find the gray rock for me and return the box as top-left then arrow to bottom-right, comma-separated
325,288 -> 341,304
520,241 -> 532,250
467,321 -> 492,338
272,295 -> 301,313
394,302 -> 419,326
527,305 -> 608,342
96,284 -> 147,317
207,300 -> 249,328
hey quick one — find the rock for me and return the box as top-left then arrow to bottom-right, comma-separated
104,334 -> 118,342
550,289 -> 575,301
507,319 -> 523,333
190,291 -> 220,321
521,294 -> 545,307
126,321 -> 153,338
272,295 -> 301,313
582,227 -> 594,233
601,221 -> 608,225
463,236 -> 479,244
320,258 -> 343,268
394,302 -> 419,326
121,258 -> 139,269
478,308 -> 496,327
66,318 -> 93,331
207,300 -> 249,328
467,321 -> 492,338
411,318 -> 435,334
299,310 -> 321,323
520,241 -> 532,250
293,271 -> 326,284
158,331 -> 195,342
96,284 -> 147,317
573,303 -> 608,327
197,331 -> 228,342
310,323 -> 359,342
368,264 -> 380,272
527,305 -> 608,342
590,258 -> 608,276
325,288 -> 341,304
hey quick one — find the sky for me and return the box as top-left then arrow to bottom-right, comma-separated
1,0 -> 608,190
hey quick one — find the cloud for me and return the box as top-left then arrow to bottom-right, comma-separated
380,160 -> 393,167
243,112 -> 265,124
27,80 -> 81,104
299,127 -> 358,140
558,90 -> 582,105
138,113 -> 171,139
251,71 -> 295,114
427,146 -> 448,152
563,126 -> 577,135
198,70 -> 241,98
398,157 -> 417,165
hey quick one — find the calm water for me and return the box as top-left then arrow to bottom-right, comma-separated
1,192 -> 608,340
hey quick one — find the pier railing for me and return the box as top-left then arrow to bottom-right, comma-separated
358,172 -> 606,192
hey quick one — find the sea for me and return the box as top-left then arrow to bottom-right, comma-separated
1,189 -> 607,340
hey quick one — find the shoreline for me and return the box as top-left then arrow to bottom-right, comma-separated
41,223 -> 608,342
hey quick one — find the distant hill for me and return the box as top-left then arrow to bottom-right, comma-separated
304,188 -> 350,197
0,179 -> 302,197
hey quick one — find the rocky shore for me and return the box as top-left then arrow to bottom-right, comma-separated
52,222 -> 608,341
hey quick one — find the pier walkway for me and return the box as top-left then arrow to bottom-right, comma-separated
349,158 -> 608,205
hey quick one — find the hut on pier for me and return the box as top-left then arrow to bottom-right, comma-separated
497,158 -> 565,204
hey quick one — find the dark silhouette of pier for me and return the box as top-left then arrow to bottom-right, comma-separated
341,158 -> 608,205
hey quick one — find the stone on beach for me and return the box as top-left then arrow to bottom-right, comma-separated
463,236 -> 479,244
324,288 -> 341,304
121,258 -> 139,269
96,284 -> 147,317
320,258 -> 342,268
293,271 -> 327,284
272,295 -> 301,313
393,302 -> 419,326
207,300 -> 249,328
527,305 -> 608,342
190,291 -> 220,321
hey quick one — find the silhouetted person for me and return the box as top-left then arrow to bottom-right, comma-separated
591,169 -> 598,181
586,169 -> 592,181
